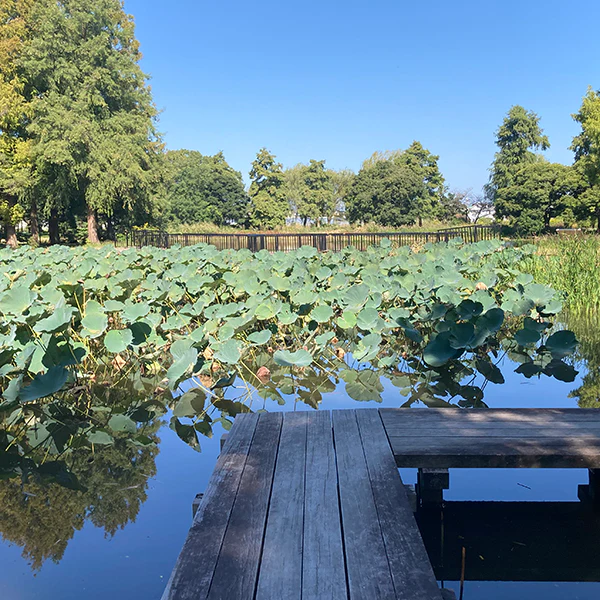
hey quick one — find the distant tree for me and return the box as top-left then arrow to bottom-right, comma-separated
438,189 -> 469,223
486,105 -> 550,207
283,163 -> 305,221
248,148 -> 289,229
465,191 -> 495,223
297,159 -> 333,225
571,88 -> 600,231
346,160 -> 425,226
18,0 -> 163,244
361,142 -> 445,226
329,169 -> 355,223
164,150 -> 248,225
397,141 -> 446,226
496,162 -> 582,235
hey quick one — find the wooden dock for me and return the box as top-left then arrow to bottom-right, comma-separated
162,408 -> 600,600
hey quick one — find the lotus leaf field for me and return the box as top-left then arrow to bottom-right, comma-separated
0,239 -> 578,487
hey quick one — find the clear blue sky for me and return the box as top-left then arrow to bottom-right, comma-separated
124,0 -> 600,192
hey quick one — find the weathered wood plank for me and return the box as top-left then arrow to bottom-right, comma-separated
207,412 -> 283,600
302,411 -> 347,600
380,408 -> 600,422
355,409 -> 442,600
385,427 -> 600,437
161,413 -> 259,600
333,409 -> 397,599
255,411 -> 307,600
388,435 -> 600,468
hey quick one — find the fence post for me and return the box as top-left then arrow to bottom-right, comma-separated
473,225 -> 479,242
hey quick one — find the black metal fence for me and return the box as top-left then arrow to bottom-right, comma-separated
124,224 -> 498,251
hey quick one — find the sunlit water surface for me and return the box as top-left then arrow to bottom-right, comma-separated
1,353 -> 599,600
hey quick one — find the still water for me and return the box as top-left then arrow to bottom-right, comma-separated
1,334 -> 599,599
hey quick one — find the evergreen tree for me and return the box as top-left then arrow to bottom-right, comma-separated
397,141 -> 446,226
486,105 -> 550,208
20,0 -> 162,243
248,148 -> 289,229
297,159 -> 333,225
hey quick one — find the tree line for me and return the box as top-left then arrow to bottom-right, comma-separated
1,1 -> 600,246
487,99 -> 600,235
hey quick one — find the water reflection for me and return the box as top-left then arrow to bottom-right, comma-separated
565,310 -> 600,409
417,501 -> 600,582
0,427 -> 159,570
0,311 -> 599,585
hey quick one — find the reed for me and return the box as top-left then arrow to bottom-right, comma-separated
521,235 -> 600,312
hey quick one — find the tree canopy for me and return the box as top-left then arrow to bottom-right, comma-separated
297,159 -> 333,225
164,150 -> 248,226
571,88 -> 600,232
496,162 -> 583,235
248,148 -> 289,229
0,0 -> 162,245
486,105 -> 550,204
346,159 -> 426,226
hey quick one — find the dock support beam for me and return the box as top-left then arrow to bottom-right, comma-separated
417,468 -> 449,506
579,469 -> 600,510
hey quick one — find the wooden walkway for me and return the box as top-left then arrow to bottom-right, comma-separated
162,408 -> 600,600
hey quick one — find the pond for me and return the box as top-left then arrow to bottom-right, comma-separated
1,308 -> 599,600
0,240 -> 598,599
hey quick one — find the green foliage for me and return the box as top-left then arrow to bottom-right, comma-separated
520,235 -> 600,312
487,105 -> 550,203
348,142 -> 447,226
248,148 -> 289,229
164,150 -> 249,226
0,238 -> 577,480
297,159 -> 334,225
3,0 -> 163,244
346,158 -> 426,226
496,162 -> 584,235
571,88 -> 600,231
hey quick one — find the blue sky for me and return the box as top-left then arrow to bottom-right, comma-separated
124,0 -> 600,192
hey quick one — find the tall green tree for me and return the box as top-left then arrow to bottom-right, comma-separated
362,142 -> 445,226
20,0 -> 162,244
486,105 -> 550,207
571,88 -> 600,232
496,161 -> 582,235
164,150 -> 248,226
297,159 -> 333,225
283,163 -> 305,221
0,0 -> 34,247
248,148 -> 289,229
397,141 -> 446,226
346,159 -> 425,226
330,168 -> 355,223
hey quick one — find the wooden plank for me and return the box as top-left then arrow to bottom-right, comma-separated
380,408 -> 600,423
255,412 -> 307,600
302,411 -> 347,600
384,427 -> 600,437
388,436 -> 600,468
207,412 -> 283,600
356,410 -> 442,600
161,413 -> 259,600
332,409 -> 397,599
